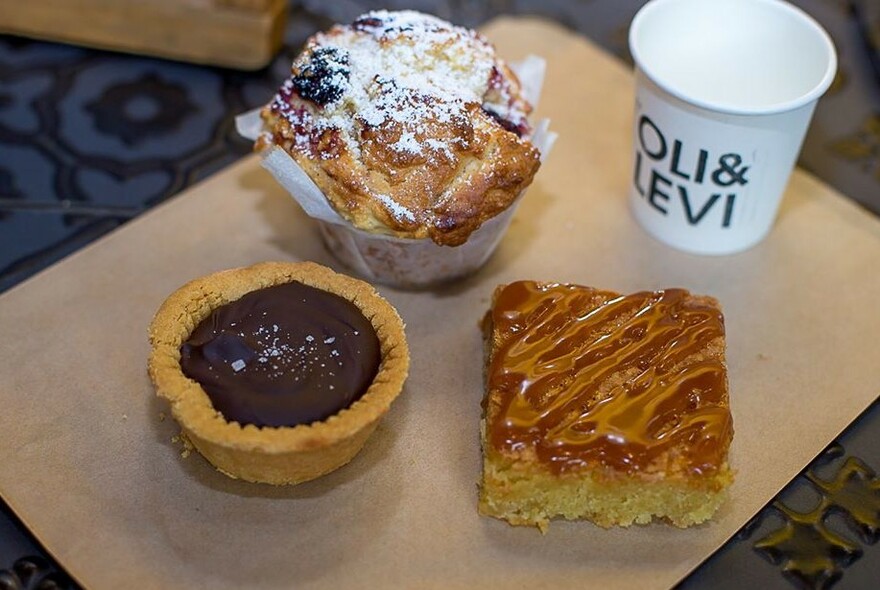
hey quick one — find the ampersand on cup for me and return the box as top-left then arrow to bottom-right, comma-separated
633,115 -> 751,229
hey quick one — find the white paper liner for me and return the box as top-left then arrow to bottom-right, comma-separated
236,55 -> 557,288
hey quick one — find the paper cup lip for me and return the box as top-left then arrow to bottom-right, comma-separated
629,0 -> 837,116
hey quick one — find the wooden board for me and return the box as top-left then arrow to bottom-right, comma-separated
0,0 -> 287,70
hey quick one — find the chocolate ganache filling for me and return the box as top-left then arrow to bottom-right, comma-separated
180,281 -> 381,428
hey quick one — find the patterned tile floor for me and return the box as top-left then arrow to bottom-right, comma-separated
0,1 -> 878,589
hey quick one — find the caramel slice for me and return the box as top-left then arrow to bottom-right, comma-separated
479,281 -> 734,530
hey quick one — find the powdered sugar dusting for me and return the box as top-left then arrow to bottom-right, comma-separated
390,130 -> 421,155
264,10 -> 536,231
268,10 -> 531,162
376,192 -> 416,223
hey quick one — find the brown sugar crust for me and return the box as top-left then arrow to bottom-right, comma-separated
258,11 -> 541,247
479,281 -> 734,530
148,261 -> 409,485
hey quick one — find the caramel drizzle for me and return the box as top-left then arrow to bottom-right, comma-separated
487,282 -> 732,475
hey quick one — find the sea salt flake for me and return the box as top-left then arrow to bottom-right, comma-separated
231,359 -> 246,372
324,337 -> 336,344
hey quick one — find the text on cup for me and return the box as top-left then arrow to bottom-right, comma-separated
633,115 -> 750,228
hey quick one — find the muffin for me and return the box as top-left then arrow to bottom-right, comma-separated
254,10 -> 551,286
479,281 -> 734,531
148,261 -> 409,484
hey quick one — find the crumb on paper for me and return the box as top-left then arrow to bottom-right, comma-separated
159,412 -> 166,422
122,413 -> 128,420
171,433 -> 194,459
757,353 -> 770,361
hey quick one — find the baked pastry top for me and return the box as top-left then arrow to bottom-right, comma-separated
148,261 -> 409,485
480,281 -> 734,530
259,10 -> 541,246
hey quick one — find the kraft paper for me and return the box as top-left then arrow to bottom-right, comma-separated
0,17 -> 878,590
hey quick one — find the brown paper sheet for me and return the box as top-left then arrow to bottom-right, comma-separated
1,17 -> 879,590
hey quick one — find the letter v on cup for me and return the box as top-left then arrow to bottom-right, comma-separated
628,0 -> 837,255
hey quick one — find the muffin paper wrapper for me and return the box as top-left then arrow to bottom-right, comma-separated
236,55 -> 556,287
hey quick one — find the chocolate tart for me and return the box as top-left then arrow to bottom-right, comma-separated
148,261 -> 409,485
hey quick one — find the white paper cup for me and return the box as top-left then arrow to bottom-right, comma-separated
628,0 -> 837,255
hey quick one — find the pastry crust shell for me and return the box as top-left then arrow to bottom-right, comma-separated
148,261 -> 409,484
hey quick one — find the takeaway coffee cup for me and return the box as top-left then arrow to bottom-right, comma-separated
628,0 -> 837,255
